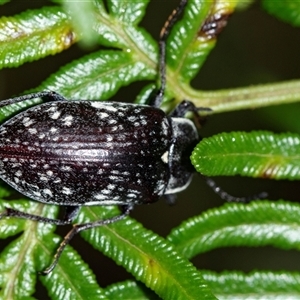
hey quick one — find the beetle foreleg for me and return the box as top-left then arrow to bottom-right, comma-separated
40,204 -> 134,275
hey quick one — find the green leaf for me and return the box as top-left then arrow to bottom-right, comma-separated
0,202 -> 54,300
262,0 -> 300,26
0,7 -> 76,69
39,50 -> 154,99
134,83 -> 156,105
104,280 -> 159,300
202,270 -> 300,300
0,199 -> 32,239
167,0 -> 237,83
38,236 -> 107,300
0,201 -> 108,300
93,0 -> 156,56
61,0 -> 98,48
107,0 -> 150,24
0,50 -> 156,121
0,237 -> 37,299
236,0 -> 255,11
0,1 -> 157,120
191,131 -> 300,179
78,206 -> 216,300
167,201 -> 300,259
166,0 -> 211,82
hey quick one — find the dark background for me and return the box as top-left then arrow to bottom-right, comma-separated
2,0 -> 300,298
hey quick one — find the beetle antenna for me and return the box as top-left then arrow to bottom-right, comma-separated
152,0 -> 188,108
202,175 -> 268,203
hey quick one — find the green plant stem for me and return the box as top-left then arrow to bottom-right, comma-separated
174,79 -> 300,113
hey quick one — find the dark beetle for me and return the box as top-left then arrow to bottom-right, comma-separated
0,0 -> 263,274
0,99 -> 198,207
0,0 -> 204,274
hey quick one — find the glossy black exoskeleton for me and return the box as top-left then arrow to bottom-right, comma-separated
0,0 -> 264,274
0,0 -> 203,274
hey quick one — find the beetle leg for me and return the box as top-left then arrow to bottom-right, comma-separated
0,207 -> 72,225
39,204 -> 134,275
0,91 -> 67,108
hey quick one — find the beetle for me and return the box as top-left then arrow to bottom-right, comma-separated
0,0 -> 197,274
0,0 -> 264,274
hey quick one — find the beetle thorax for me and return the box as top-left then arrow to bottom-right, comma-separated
164,117 -> 199,195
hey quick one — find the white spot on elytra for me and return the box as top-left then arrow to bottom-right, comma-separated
50,127 -> 58,133
62,187 -> 72,195
15,170 -> 22,177
99,112 -> 109,118
128,193 -> 137,198
23,117 -> 34,127
90,102 -> 117,112
51,111 -> 61,119
62,115 -> 73,126
107,184 -> 116,190
108,119 -> 117,125
94,194 -> 107,200
43,189 -> 53,197
28,128 -> 37,134
61,165 -> 72,171
102,189 -> 111,195
127,116 -> 137,122
46,170 -> 53,176
33,191 -> 42,197
40,175 -> 48,182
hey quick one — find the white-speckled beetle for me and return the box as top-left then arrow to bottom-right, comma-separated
0,0 -> 198,274
0,0 -> 264,274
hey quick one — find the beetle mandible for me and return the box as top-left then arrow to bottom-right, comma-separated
0,0 -> 262,274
